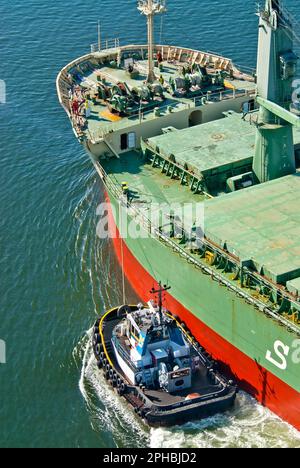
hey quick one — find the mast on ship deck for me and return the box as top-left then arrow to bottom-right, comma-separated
150,282 -> 171,326
253,0 -> 299,183
137,0 -> 167,83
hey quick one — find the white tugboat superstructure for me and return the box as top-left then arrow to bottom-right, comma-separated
92,284 -> 237,427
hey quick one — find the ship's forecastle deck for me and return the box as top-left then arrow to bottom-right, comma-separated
56,43 -> 255,145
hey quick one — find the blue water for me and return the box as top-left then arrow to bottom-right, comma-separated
1,0 -> 300,448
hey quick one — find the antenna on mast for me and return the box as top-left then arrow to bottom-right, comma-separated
137,0 -> 167,83
150,281 -> 171,325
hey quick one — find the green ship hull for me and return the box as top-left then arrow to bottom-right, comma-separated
104,185 -> 300,430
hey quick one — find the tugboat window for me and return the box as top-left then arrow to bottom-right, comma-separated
175,379 -> 184,387
148,330 -> 164,343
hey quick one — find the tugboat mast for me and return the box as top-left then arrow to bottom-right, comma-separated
137,0 -> 167,83
150,282 -> 171,325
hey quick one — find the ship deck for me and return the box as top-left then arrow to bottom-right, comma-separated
101,113 -> 258,214
103,150 -> 204,204
102,150 -> 205,234
205,173 -> 300,286
102,110 -> 300,209
144,111 -> 300,190
145,111 -> 255,169
68,57 -> 255,141
144,366 -> 220,406
144,111 -> 256,193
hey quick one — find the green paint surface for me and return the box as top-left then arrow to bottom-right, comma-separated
109,191 -> 300,394
205,173 -> 300,284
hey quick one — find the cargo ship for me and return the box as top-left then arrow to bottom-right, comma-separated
57,0 -> 300,430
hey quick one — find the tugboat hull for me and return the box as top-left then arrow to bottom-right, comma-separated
93,307 -> 237,427
145,391 -> 236,427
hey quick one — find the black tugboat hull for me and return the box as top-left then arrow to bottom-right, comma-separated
145,390 -> 236,427
92,306 -> 237,428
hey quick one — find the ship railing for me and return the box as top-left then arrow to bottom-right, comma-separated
152,230 -> 300,334
100,43 -> 233,64
233,63 -> 256,77
94,162 -> 300,334
90,88 -> 255,142
194,88 -> 254,107
123,101 -> 190,125
91,38 -> 121,53
88,41 -> 241,76
90,101 -> 191,142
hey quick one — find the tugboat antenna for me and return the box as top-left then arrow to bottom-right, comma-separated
137,0 -> 167,83
150,281 -> 171,324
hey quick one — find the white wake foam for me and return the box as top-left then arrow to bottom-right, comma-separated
74,329 -> 300,448
75,329 -> 148,447
150,392 -> 300,448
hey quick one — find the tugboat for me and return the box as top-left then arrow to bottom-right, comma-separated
92,284 -> 237,427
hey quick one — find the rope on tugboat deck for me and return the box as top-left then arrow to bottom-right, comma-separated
98,307 -> 116,368
97,305 -> 140,369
